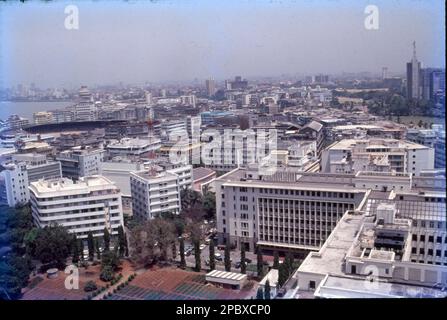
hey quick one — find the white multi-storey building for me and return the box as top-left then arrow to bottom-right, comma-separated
1,162 -> 29,207
0,154 -> 62,207
29,176 -> 124,239
130,168 -> 181,220
321,139 -> 434,176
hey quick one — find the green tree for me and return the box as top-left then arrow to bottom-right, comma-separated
273,251 -> 279,270
202,191 -> 216,220
152,219 -> 176,261
84,280 -> 97,292
224,244 -> 231,272
87,231 -> 94,261
209,242 -> 215,271
78,239 -> 84,261
278,263 -> 287,287
264,280 -> 271,300
193,240 -> 201,272
101,249 -> 120,271
94,237 -> 101,260
257,248 -> 264,278
71,235 -> 79,264
29,224 -> 72,267
100,265 -> 114,282
171,242 -> 177,260
256,287 -> 264,300
240,244 -> 246,274
117,226 -> 126,257
103,228 -> 110,252
285,252 -> 294,277
179,237 -> 186,269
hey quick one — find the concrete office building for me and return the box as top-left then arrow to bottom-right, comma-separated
321,139 -> 434,176
406,42 -> 422,100
202,129 -> 274,173
29,176 -> 124,239
205,79 -> 216,97
56,146 -> 104,180
130,168 -> 181,220
294,189 -> 447,298
214,168 -> 368,253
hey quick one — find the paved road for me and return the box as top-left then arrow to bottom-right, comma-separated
181,243 -> 258,274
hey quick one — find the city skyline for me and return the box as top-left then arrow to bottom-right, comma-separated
0,0 -> 445,88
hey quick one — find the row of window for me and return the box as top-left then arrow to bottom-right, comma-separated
412,234 -> 447,243
259,189 -> 355,199
411,248 -> 447,257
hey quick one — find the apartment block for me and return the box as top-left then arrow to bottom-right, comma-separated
29,176 -> 124,239
130,168 -> 181,220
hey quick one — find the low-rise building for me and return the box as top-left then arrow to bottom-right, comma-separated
106,137 -> 161,158
321,138 -> 434,176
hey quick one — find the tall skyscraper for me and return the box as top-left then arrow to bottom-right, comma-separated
421,68 -> 446,101
406,41 -> 422,100
205,78 -> 216,97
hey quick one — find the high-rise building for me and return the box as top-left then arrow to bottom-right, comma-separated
421,68 -> 446,101
29,176 -> 124,239
406,41 -> 422,100
205,79 -> 216,97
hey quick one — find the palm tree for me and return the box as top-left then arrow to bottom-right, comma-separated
224,244 -> 231,272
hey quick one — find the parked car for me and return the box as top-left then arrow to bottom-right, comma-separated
234,261 -> 241,269
199,244 -> 206,250
245,258 -> 252,263
205,239 -> 211,245
205,260 -> 210,266
277,288 -> 287,297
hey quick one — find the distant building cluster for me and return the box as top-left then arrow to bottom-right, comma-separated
0,43 -> 445,297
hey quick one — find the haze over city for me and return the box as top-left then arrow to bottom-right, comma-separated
0,0 -> 446,304
0,0 -> 445,88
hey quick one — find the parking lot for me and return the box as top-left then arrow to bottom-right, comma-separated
181,242 -> 259,274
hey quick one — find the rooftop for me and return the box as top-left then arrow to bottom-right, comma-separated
29,175 -> 117,195
315,275 -> 447,298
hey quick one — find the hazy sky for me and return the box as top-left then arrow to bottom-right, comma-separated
0,0 -> 445,88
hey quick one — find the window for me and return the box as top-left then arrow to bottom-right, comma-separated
309,281 -> 316,289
